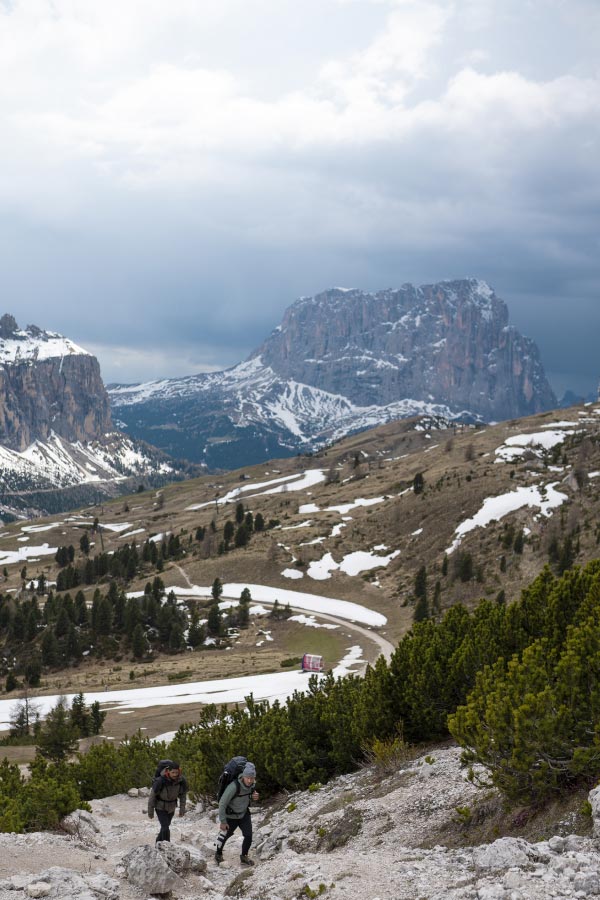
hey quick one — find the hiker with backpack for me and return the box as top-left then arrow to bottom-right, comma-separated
215,758 -> 259,866
148,759 -> 187,843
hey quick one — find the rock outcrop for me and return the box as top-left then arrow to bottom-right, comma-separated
0,314 -> 112,451
254,280 -> 556,421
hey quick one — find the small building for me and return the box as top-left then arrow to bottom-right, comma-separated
301,653 -> 324,673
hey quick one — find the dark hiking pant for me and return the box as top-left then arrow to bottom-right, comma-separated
156,809 -> 174,842
216,810 -> 252,856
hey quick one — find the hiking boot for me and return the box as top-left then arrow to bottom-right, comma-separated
215,850 -> 223,865
240,854 -> 254,866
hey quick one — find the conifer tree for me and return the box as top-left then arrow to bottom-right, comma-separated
238,587 -> 251,627
37,698 -> 79,762
235,523 -> 249,548
207,601 -> 222,637
223,521 -> 235,546
132,624 -> 148,659
89,701 -> 106,735
188,609 -> 205,648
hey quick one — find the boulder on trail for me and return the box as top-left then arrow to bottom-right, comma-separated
120,841 -> 207,893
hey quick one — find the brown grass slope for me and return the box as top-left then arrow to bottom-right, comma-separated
1,401 -> 599,743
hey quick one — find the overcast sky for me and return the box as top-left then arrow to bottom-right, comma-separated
1,0 -> 598,395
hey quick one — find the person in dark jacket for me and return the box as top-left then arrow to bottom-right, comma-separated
148,761 -> 187,843
215,761 -> 259,866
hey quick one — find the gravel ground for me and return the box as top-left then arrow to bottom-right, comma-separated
0,747 -> 599,900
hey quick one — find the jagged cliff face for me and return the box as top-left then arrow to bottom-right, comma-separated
110,279 -> 557,468
0,314 -> 112,451
254,279 -> 556,421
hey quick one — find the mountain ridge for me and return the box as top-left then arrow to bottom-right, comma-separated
110,278 -> 556,469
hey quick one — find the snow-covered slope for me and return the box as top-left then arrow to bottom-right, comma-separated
0,323 -> 90,364
0,432 -> 172,493
110,357 -> 468,469
0,431 -> 181,519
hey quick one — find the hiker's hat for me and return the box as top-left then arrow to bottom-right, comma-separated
242,761 -> 256,779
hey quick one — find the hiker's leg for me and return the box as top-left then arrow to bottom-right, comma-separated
156,809 -> 172,842
239,811 -> 253,856
216,817 -> 238,854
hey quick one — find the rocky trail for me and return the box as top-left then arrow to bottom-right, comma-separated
2,746 -> 600,900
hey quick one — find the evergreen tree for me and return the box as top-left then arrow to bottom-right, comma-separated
89,701 -> 106,735
169,622 -> 185,652
413,594 -> 429,622
211,578 -> 223,603
25,609 -> 38,642
432,581 -> 442,617
413,472 -> 424,494
414,566 -> 427,602
188,609 -> 205,648
36,698 -> 79,762
70,693 -> 91,737
54,606 -> 70,638
223,521 -> 235,546
79,532 -> 90,556
96,597 -> 113,636
207,601 -> 222,637
238,587 -> 251,627
25,657 -> 42,687
235,523 -> 249,548
41,629 -> 60,667
10,606 -> 26,642
254,512 -> 265,532
65,624 -> 81,662
132,624 -> 148,659
235,502 -> 245,525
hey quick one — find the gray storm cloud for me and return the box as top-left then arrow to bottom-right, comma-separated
0,0 -> 598,394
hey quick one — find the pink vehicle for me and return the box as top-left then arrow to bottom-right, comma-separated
301,653 -> 324,673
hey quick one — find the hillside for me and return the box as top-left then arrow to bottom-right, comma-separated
109,279 -> 557,468
0,399 -> 598,749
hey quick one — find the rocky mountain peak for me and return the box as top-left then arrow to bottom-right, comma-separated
0,313 -> 111,452
253,278 -> 555,421
0,313 -> 19,338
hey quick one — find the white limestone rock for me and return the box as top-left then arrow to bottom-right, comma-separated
120,845 -> 181,894
26,883 -> 51,898
473,838 -> 532,871
60,810 -> 103,848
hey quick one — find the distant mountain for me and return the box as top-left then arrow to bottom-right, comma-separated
109,279 -> 557,469
0,314 -> 195,518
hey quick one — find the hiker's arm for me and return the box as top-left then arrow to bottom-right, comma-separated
218,782 -> 235,825
147,789 -> 157,818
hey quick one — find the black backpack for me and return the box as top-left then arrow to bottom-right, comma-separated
154,759 -> 177,779
217,756 -> 247,801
